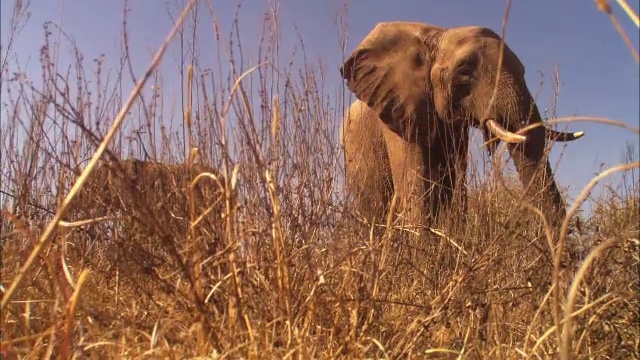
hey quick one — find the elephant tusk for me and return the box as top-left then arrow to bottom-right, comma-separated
545,128 -> 585,142
484,119 -> 527,143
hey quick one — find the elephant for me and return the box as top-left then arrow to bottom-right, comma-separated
339,22 -> 584,232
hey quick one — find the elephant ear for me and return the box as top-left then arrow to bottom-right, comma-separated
340,22 -> 443,132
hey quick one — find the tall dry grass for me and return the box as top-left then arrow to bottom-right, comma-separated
1,0 -> 638,358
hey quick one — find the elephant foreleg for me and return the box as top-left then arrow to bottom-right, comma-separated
380,121 -> 469,232
432,122 -> 470,224
342,101 -> 395,223
380,125 -> 438,232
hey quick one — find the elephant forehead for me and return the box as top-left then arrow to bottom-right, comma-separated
361,22 -> 442,48
433,43 -> 477,68
439,26 -> 500,54
373,21 -> 436,34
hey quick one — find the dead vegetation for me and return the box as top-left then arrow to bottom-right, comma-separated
1,0 -> 638,358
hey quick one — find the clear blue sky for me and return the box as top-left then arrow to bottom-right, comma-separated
2,0 -> 639,208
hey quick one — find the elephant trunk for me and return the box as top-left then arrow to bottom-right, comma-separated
508,128 -> 567,226
492,79 -> 568,228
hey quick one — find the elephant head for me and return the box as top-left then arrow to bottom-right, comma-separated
340,22 -> 583,228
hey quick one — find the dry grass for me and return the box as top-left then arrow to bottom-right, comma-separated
1,0 -> 638,359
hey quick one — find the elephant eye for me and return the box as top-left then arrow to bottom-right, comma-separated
455,54 -> 478,84
457,66 -> 474,83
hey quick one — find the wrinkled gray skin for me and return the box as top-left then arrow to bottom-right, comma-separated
340,22 -> 583,231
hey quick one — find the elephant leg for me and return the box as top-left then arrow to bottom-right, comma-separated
430,122 -> 470,225
380,124 -> 436,231
380,121 -> 468,231
342,101 -> 394,223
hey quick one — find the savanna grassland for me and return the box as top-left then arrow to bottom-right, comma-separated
1,0 -> 638,358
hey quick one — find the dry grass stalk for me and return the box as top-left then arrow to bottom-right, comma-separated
1,0 -> 638,358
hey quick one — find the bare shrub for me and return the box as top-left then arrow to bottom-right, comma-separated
1,0 -> 638,358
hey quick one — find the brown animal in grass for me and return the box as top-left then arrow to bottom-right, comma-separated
70,158 -> 231,242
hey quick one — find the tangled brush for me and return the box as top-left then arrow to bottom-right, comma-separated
66,158 -> 234,310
